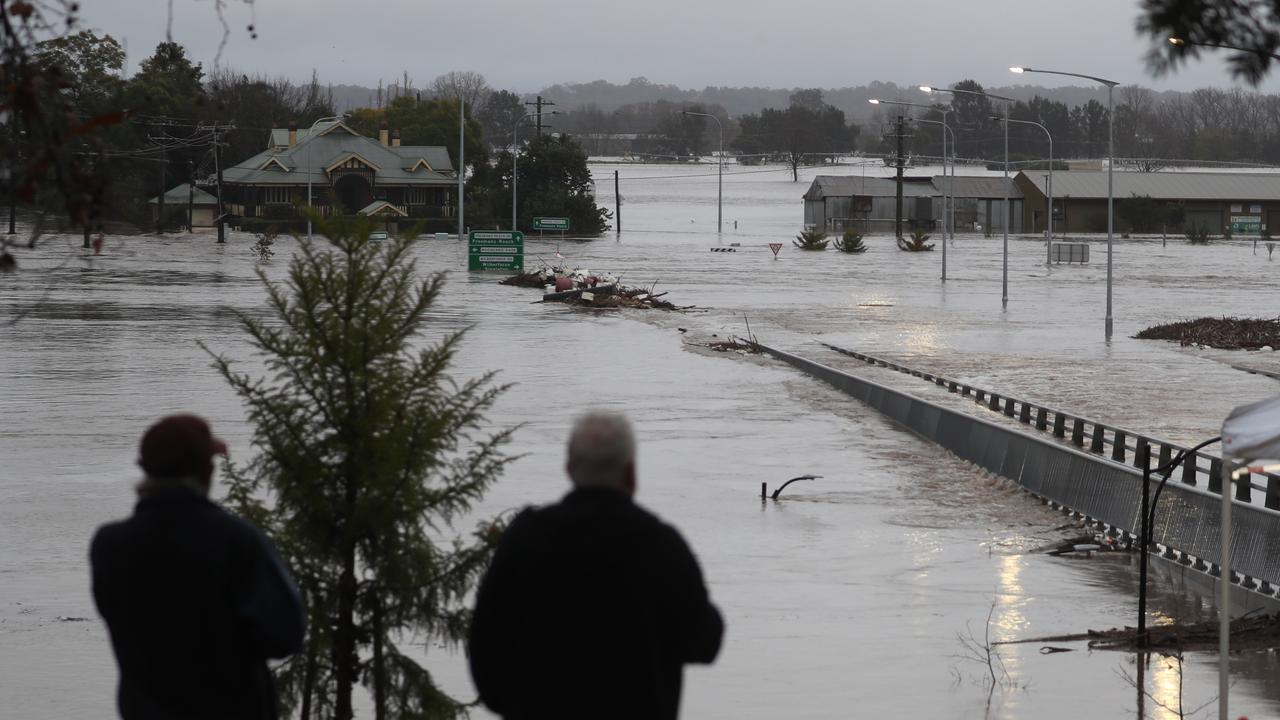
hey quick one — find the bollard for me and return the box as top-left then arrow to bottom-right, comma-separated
1158,444 -> 1172,468
1182,454 -> 1198,486
1111,431 -> 1127,462
1236,469 -> 1252,502
1052,414 -> 1065,438
1035,406 -> 1048,431
1208,457 -> 1223,493
1071,419 -> 1085,447
1019,403 -> 1031,424
987,393 -> 999,410
1003,399 -> 1016,417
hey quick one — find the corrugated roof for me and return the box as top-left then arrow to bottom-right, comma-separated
1017,170 -> 1280,200
148,183 -> 218,205
805,174 -> 1021,200
227,123 -> 454,187
804,175 -> 935,200
933,176 -> 1022,199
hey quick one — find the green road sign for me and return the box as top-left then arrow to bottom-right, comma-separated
468,230 -> 524,271
533,216 -> 570,231
1231,215 -> 1262,235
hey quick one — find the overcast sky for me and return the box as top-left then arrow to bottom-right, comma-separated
78,0 -> 1280,95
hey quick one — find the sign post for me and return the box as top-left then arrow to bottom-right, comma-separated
533,216 -> 570,232
468,230 -> 524,271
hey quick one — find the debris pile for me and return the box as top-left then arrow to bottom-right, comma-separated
1135,316 -> 1280,350
502,264 -> 689,311
706,337 -> 761,354
1001,612 -> 1280,652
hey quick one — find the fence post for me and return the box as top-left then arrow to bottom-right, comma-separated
1134,438 -> 1150,470
1053,414 -> 1066,438
1112,431 -> 1127,462
1236,469 -> 1252,502
1182,454 -> 1198,486
1208,457 -> 1223,493
1090,423 -> 1105,452
1035,407 -> 1048,431
1071,419 -> 1085,446
1267,475 -> 1280,510
1019,403 -> 1031,423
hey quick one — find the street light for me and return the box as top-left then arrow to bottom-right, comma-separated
922,85 -> 1015,305
681,110 -> 724,234
993,115 -> 1054,264
512,111 -> 559,231
306,114 -> 346,242
1012,66 -> 1119,339
870,98 -> 955,281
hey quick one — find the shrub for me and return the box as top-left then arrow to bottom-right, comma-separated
793,229 -> 829,250
897,228 -> 935,252
1186,224 -> 1211,245
833,228 -> 866,253
251,226 -> 278,260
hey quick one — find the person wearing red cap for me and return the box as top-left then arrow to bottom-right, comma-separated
90,414 -> 305,720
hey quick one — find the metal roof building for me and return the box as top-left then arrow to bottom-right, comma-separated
803,174 -> 1023,235
219,121 -> 458,228
1014,170 -> 1280,235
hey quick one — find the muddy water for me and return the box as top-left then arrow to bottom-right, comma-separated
3,162 -> 1280,718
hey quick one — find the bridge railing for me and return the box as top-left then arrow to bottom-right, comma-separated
819,343 -> 1280,510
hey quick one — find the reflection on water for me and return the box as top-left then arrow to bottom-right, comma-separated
3,163 -> 1280,718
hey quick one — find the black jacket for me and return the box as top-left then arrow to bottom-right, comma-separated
469,487 -> 723,720
90,487 -> 305,720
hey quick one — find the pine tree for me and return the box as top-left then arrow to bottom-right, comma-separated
205,214 -> 514,719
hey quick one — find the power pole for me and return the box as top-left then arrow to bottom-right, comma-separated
458,99 -> 465,241
7,126 -> 16,235
156,143 -> 166,234
614,170 -> 621,235
187,160 -> 195,233
524,95 -> 556,137
893,115 -> 907,239
213,124 -> 226,243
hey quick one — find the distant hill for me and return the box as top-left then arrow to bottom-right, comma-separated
326,77 -> 1189,118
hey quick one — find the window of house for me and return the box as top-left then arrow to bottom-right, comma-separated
264,187 -> 290,204
407,188 -> 428,205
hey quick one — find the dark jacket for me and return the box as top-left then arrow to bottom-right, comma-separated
469,486 -> 723,720
90,486 -> 305,720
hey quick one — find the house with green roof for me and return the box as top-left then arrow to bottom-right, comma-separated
220,120 -> 457,229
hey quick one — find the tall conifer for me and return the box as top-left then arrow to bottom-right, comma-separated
206,215 -> 513,719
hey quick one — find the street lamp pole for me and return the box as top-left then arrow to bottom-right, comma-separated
682,110 -> 723,234
511,111 -> 558,231
872,98 -> 954,280
922,86 -> 1014,303
996,116 -> 1054,264
306,114 -> 345,242
1012,67 -> 1118,339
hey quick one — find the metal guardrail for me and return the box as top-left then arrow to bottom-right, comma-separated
754,340 -> 1280,599
819,342 -> 1280,511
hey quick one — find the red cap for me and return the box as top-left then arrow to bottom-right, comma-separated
138,414 -> 228,479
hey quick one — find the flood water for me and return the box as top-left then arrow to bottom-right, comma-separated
4,161 -> 1280,718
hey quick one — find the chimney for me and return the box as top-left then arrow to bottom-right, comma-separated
379,122 -> 389,146
288,121 -> 297,148
391,129 -> 401,148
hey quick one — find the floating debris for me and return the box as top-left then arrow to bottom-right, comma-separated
707,338 -> 761,353
999,611 -> 1280,652
1135,316 -> 1280,350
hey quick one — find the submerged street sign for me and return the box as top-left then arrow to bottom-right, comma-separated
533,216 -> 570,231
468,230 -> 524,271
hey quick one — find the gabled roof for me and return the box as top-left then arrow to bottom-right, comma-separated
258,156 -> 292,172
803,175 -> 934,201
805,174 -> 1023,201
1017,170 -> 1280,201
149,183 -> 218,205
933,176 -> 1022,199
225,124 -> 455,187
325,152 -> 381,173
358,200 -> 409,217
